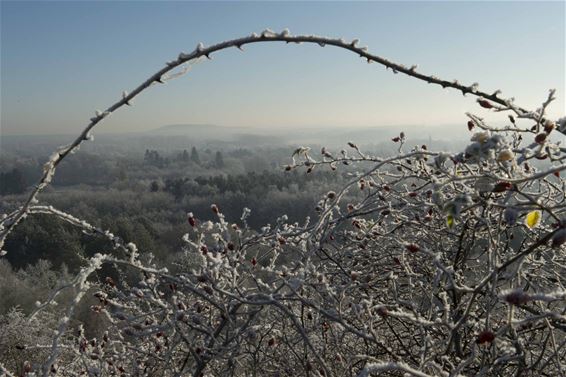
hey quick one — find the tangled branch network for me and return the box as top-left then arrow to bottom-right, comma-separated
1,29 -> 565,377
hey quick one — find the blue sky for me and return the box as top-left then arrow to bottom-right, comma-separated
1,1 -> 564,135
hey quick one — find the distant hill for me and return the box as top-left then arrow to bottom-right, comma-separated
149,124 -> 245,139
1,123 -> 471,159
149,123 -> 467,142
151,124 -> 220,133
148,123 -> 291,145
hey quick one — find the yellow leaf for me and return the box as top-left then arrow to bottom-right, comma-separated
525,210 -> 541,229
447,215 -> 455,229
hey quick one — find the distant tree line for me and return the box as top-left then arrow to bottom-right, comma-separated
158,170 -> 341,199
145,147 -> 224,168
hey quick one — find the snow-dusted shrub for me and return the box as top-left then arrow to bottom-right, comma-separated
0,309 -> 60,375
0,30 -> 564,376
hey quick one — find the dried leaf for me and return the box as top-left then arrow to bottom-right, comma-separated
525,210 -> 541,229
446,215 -> 455,229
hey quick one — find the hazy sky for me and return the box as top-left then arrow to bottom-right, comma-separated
1,1 -> 564,135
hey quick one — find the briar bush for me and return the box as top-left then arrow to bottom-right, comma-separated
1,30 -> 565,377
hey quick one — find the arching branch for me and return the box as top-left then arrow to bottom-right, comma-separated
0,29 -> 549,253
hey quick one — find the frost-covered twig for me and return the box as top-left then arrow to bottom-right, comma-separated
357,361 -> 436,377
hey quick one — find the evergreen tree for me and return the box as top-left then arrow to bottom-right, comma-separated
190,147 -> 200,164
215,151 -> 225,168
149,181 -> 159,192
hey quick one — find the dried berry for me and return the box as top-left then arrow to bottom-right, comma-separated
544,120 -> 555,133
503,289 -> 530,305
476,330 -> 495,344
405,243 -> 420,253
375,306 -> 388,317
105,276 -> 116,287
551,229 -> 566,248
187,212 -> 196,227
535,133 -> 547,144
492,181 -> 513,192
